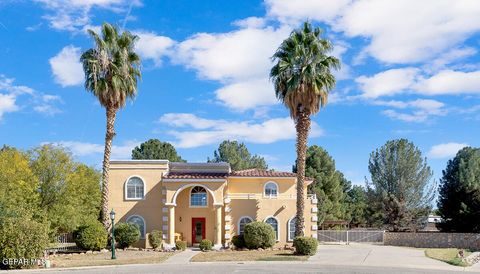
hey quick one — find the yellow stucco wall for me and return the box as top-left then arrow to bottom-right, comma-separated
109,161 -> 317,248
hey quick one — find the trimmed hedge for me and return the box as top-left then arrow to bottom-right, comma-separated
199,239 -> 212,251
148,230 -> 163,249
0,217 -> 49,269
74,221 -> 108,251
114,222 -> 140,249
293,237 -> 318,255
231,234 -> 245,248
175,240 -> 187,251
243,221 -> 275,249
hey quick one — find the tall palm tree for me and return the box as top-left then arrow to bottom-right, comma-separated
270,22 -> 340,237
81,23 -> 141,229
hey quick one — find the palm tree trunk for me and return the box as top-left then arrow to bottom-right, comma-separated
295,109 -> 311,237
101,106 -> 117,230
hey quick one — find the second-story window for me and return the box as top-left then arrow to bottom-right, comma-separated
264,182 -> 278,197
126,176 -> 145,199
190,186 -> 207,207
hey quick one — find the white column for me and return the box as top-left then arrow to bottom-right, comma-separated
214,204 -> 222,249
168,205 -> 175,246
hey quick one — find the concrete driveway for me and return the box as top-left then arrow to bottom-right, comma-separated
310,243 -> 477,272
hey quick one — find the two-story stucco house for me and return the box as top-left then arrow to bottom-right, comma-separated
109,160 -> 318,249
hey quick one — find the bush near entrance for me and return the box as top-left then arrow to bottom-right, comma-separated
293,237 -> 318,255
74,221 -> 108,251
148,230 -> 163,249
115,222 -> 140,248
231,234 -> 246,248
244,222 -> 275,249
199,239 -> 213,251
175,241 -> 187,251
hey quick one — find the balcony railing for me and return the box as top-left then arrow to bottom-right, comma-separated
225,193 -> 317,200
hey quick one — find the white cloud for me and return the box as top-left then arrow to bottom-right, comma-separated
49,45 -> 83,87
134,31 -> 175,66
356,68 -> 420,98
158,113 -> 323,148
0,94 -> 19,120
46,140 -> 139,159
428,142 -> 468,159
215,78 -> 277,111
232,17 -> 267,29
375,99 -> 446,123
266,0 -> 480,64
35,0 -> 141,32
357,68 -> 480,98
33,94 -> 63,116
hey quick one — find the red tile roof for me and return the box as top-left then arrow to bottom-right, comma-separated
231,168 -> 296,178
163,172 -> 228,180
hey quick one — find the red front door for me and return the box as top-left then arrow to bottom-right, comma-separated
192,218 -> 206,244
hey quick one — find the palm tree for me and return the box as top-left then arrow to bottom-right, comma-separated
81,23 -> 141,229
270,22 -> 340,237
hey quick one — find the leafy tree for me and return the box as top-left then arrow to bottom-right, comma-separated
345,185 -> 368,227
81,23 -> 141,229
270,22 -> 340,237
0,148 -> 40,216
295,145 -> 348,223
367,139 -> 435,231
132,139 -> 185,162
208,140 -> 268,171
437,147 -> 480,232
29,145 -> 101,235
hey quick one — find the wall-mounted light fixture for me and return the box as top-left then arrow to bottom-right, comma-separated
179,217 -> 182,222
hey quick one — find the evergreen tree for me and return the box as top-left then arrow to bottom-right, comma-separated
345,185 -> 368,227
208,140 -> 268,171
367,139 -> 435,231
132,139 -> 185,162
295,145 -> 349,224
437,147 -> 480,232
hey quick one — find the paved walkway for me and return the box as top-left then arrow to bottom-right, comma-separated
309,243 -> 473,272
164,248 -> 200,264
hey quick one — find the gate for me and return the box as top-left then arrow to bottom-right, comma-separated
317,230 -> 384,244
46,233 -> 78,253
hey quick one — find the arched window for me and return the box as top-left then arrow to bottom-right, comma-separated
238,216 -> 253,235
288,217 -> 297,241
265,217 -> 279,240
125,176 -> 145,200
190,186 -> 207,207
126,215 -> 145,238
264,181 -> 278,197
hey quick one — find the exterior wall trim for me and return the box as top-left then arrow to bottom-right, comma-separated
163,179 -> 227,183
124,175 -> 147,201
111,160 -> 169,164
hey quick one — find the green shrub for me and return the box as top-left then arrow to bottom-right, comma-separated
199,239 -> 212,251
0,217 -> 49,269
243,221 -> 275,249
293,237 -> 318,255
175,240 -> 187,251
231,234 -> 245,248
114,222 -> 140,249
148,230 -> 163,249
74,221 -> 107,251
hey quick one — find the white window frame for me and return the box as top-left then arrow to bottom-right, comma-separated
126,215 -> 146,239
124,175 -> 146,200
189,186 -> 208,208
287,216 -> 297,242
264,216 -> 279,241
263,181 -> 279,198
237,216 -> 253,235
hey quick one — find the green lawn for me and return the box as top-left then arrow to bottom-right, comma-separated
424,248 -> 472,267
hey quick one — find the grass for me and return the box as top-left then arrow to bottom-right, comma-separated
424,248 -> 472,267
50,250 -> 175,268
190,250 -> 309,262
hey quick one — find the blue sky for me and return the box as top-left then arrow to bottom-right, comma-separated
1,0 -> 479,188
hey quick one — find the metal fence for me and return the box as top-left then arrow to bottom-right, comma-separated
317,230 -> 385,244
46,233 -> 78,253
